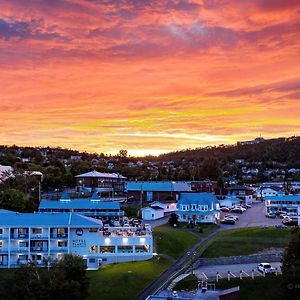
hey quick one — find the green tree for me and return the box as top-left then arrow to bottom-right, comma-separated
0,188 -> 27,211
199,157 -> 223,180
281,228 -> 300,299
0,255 -> 89,300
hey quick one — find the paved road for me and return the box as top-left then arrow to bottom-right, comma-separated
194,262 -> 282,280
135,229 -> 222,300
136,202 -> 285,299
141,214 -> 170,228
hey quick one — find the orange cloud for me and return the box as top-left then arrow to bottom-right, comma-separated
0,0 -> 299,155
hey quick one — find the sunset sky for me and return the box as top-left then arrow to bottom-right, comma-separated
1,0 -> 300,156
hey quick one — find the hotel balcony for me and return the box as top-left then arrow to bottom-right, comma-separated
10,247 -> 29,253
10,234 -> 29,239
30,235 -> 49,240
50,248 -> 68,253
30,247 -> 48,252
50,234 -> 68,239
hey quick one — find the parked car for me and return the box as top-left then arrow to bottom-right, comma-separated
220,207 -> 230,212
257,263 -> 276,274
245,204 -> 252,208
265,213 -> 276,219
231,208 -> 243,214
235,206 -> 246,212
224,214 -> 239,221
282,218 -> 298,226
278,213 -> 289,219
275,224 -> 287,229
220,219 -> 235,225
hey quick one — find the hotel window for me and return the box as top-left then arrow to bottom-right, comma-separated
89,245 -> 98,253
57,228 -> 67,237
58,241 -> 67,247
32,228 -> 42,234
117,246 -> 133,253
89,258 -> 96,263
135,245 -> 150,253
0,241 -> 2,248
0,228 -> 3,235
19,241 -> 28,248
100,246 -> 115,253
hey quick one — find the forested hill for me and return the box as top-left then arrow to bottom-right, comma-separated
155,136 -> 300,167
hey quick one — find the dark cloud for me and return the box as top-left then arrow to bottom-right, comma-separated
0,18 -> 65,41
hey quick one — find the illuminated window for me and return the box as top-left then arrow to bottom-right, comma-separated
32,228 -> 42,234
117,246 -> 133,253
0,241 -> 2,248
89,245 -> 98,253
58,241 -> 67,247
89,228 -> 98,232
135,245 -> 150,253
100,246 -> 115,253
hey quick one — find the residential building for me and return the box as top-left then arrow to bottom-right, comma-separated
265,195 -> 300,218
177,193 -> 220,224
150,200 -> 177,213
0,212 -> 153,269
38,193 -> 124,222
218,196 -> 242,208
258,187 -> 284,198
0,165 -> 13,182
126,181 -> 191,202
142,206 -> 164,220
75,170 -> 126,194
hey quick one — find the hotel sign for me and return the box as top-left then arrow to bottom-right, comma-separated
72,239 -> 86,247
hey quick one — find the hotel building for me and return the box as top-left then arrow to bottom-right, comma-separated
0,212 -> 153,270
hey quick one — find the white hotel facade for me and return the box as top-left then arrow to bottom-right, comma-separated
0,212 -> 153,270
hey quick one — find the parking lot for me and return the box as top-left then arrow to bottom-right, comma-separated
220,201 -> 283,228
194,261 -> 282,281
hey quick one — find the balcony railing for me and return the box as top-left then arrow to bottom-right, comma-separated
10,234 -> 29,239
10,247 -> 29,253
50,248 -> 68,253
30,247 -> 48,252
30,236 -> 49,240
50,234 -> 68,239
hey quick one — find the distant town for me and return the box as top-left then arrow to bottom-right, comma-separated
0,136 -> 299,299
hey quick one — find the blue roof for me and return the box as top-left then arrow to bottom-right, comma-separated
0,209 -> 16,213
91,192 -> 101,200
39,199 -> 120,210
178,193 -> 218,206
265,195 -> 300,202
126,181 -> 191,192
0,213 -> 102,227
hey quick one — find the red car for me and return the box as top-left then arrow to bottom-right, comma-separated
220,207 -> 230,212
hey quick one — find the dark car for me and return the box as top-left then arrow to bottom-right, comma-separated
220,219 -> 235,225
265,213 -> 276,219
282,219 -> 298,226
231,208 -> 243,214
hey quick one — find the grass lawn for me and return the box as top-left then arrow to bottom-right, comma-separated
192,224 -> 220,237
216,276 -> 284,300
154,224 -> 199,259
201,227 -> 291,258
173,274 -> 198,292
88,258 -> 171,300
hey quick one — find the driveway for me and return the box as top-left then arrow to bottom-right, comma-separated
220,201 -> 283,228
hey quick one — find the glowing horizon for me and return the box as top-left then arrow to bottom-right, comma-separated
0,0 -> 300,156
